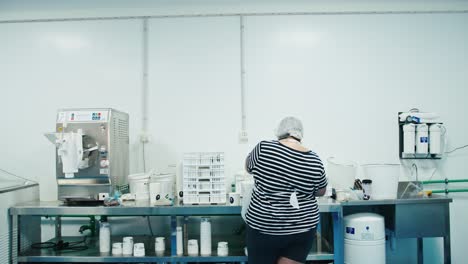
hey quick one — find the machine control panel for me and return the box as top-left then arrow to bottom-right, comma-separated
99,145 -> 109,174
57,110 -> 109,123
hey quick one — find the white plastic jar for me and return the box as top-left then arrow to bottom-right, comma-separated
99,222 -> 111,253
200,217 -> 212,256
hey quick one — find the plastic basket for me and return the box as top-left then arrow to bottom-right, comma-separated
182,152 -> 226,205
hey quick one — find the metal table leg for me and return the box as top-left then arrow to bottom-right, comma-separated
333,209 -> 344,264
444,204 -> 451,264
316,219 -> 322,253
55,216 -> 62,238
10,213 -> 18,264
171,216 -> 177,259
417,238 -> 423,264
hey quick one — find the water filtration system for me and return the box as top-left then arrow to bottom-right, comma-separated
399,111 -> 443,159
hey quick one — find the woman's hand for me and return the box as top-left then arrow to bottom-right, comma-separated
315,187 -> 327,197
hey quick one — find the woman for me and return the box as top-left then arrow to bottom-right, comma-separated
245,116 -> 328,264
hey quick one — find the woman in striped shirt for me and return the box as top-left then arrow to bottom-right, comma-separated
245,117 -> 328,264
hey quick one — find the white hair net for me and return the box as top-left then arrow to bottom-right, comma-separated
275,116 -> 304,140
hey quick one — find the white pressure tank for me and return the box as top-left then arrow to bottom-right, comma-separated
344,213 -> 386,264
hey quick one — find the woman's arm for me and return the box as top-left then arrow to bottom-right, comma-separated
314,159 -> 328,196
245,142 -> 262,173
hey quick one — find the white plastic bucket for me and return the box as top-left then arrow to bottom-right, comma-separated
361,164 -> 400,200
150,173 -> 175,205
240,178 -> 254,222
128,172 -> 151,201
327,157 -> 357,190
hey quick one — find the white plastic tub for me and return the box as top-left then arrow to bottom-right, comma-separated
128,172 -> 151,201
149,173 -> 175,205
361,164 -> 400,200
327,157 -> 357,190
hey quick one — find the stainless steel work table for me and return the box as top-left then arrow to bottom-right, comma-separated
11,197 -> 452,264
10,199 -> 344,264
341,196 -> 452,264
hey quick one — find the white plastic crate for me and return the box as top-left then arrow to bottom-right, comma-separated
182,152 -> 226,205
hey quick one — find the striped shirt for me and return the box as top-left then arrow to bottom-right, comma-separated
245,140 -> 327,235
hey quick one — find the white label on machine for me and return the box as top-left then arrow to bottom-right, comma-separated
57,112 -> 67,123
100,169 -> 109,175
361,232 -> 374,240
57,111 -> 109,122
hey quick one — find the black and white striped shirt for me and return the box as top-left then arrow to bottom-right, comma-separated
245,140 -> 327,235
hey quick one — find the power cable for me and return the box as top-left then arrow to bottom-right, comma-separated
445,144 -> 468,154
142,142 -> 147,172
147,216 -> 154,236
0,168 -> 36,183
31,236 -> 88,252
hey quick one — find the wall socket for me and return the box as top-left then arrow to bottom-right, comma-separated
140,132 -> 150,143
239,130 -> 248,143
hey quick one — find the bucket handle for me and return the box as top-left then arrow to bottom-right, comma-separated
327,157 -> 358,167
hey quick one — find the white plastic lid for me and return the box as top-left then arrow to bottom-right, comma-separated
402,123 -> 416,132
429,123 -> 442,132
416,124 -> 428,132
150,173 -> 174,182
128,172 -> 150,180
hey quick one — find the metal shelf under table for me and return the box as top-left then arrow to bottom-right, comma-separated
10,198 -> 343,263
18,236 -> 334,263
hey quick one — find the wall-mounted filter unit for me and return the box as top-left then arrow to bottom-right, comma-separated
402,124 -> 416,154
398,111 -> 443,159
416,124 -> 429,154
429,124 -> 442,155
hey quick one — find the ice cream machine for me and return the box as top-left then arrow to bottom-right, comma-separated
45,108 -> 129,203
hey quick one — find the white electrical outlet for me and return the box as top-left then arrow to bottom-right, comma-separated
239,130 -> 248,143
140,132 -> 150,143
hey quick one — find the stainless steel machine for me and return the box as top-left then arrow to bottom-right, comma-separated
46,108 -> 129,203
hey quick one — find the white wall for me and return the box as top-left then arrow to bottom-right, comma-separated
0,1 -> 467,263
146,16 -> 243,179
0,20 -> 143,200
243,13 -> 468,264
